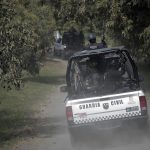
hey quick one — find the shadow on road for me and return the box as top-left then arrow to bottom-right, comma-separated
0,111 -> 66,144
23,75 -> 65,85
33,117 -> 66,139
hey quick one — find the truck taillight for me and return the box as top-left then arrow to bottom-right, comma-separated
139,96 -> 147,114
66,106 -> 73,122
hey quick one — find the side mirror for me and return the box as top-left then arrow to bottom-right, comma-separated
138,73 -> 144,82
60,85 -> 68,92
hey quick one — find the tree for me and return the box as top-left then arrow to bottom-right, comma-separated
53,0 -> 150,59
0,0 -> 55,89
106,0 -> 150,57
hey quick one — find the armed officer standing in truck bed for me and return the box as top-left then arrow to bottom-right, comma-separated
85,33 -> 107,50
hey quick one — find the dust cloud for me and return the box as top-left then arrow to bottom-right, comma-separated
70,126 -> 150,150
70,104 -> 150,150
16,87 -> 150,150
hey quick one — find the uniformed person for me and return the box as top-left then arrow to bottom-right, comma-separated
85,33 -> 99,50
98,38 -> 107,48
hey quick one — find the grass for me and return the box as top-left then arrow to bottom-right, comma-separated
0,58 -> 66,149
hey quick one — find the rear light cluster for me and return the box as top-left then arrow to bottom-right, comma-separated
139,96 -> 147,115
66,106 -> 73,124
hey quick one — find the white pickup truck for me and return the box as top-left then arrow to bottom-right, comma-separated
66,90 -> 147,127
62,47 -> 148,144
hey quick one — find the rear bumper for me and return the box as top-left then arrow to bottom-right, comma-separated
68,115 -> 148,133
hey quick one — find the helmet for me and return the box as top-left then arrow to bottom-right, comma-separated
88,33 -> 96,44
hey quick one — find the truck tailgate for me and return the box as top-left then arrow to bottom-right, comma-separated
70,91 -> 142,124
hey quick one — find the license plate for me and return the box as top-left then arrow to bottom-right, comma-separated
126,106 -> 139,112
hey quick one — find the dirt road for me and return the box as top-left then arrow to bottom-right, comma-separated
14,61 -> 150,150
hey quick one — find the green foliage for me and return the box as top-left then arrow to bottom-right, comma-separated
0,0 -> 149,88
53,0 -> 150,58
0,0 -> 55,89
0,0 -> 24,89
33,5 -> 55,49
106,0 -> 150,57
54,0 -> 110,32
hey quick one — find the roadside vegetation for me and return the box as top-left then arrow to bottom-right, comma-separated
0,0 -> 150,88
53,0 -> 150,58
0,0 -> 55,88
0,59 -> 66,149
0,0 -> 149,149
